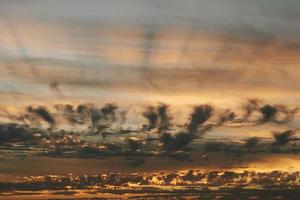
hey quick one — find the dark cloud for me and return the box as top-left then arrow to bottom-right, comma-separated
259,104 -> 278,123
244,137 -> 260,148
76,104 -> 90,114
127,137 -> 142,152
55,103 -> 102,126
258,104 -> 298,124
75,104 -> 94,124
55,103 -> 119,132
272,130 -> 296,146
168,132 -> 194,151
241,98 -> 261,121
90,103 -> 119,133
160,132 -> 173,148
56,103 -> 117,134
27,106 -> 55,127
204,142 -> 224,152
101,103 -> 118,122
142,106 -> 158,130
188,105 -> 213,134
157,103 -> 171,131
217,109 -> 236,125
159,101 -> 300,152
161,132 -> 194,151
238,99 -> 298,125
0,123 -> 34,143
90,109 -> 103,132
0,99 -> 299,157
142,103 -> 172,132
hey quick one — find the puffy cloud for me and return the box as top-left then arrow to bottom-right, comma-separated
27,106 -> 55,127
272,130 -> 296,146
188,105 -> 213,134
0,123 -> 34,143
142,106 -> 159,130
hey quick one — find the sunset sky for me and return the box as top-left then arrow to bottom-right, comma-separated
0,1 -> 300,189
1,0 -> 300,105
0,1 -> 300,136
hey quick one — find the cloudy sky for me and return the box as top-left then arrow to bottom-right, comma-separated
0,0 -> 300,138
0,0 -> 300,105
1,2 -> 300,188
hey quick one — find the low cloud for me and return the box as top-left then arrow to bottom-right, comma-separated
187,105 -> 213,134
0,123 -> 34,143
272,130 -> 297,146
244,137 -> 260,148
27,106 -> 55,127
142,103 -> 172,132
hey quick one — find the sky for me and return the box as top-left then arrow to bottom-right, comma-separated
0,0 -> 300,106
1,3 -> 300,194
0,1 -> 300,153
